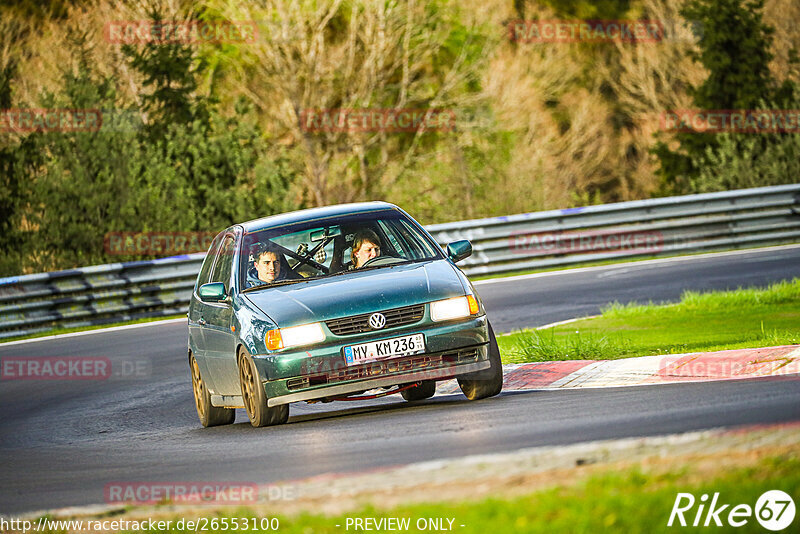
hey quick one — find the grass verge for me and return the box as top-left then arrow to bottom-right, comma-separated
498,278 -> 800,363
84,448 -> 799,534
286,454 -> 798,533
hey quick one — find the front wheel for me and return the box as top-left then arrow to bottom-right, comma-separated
457,322 -> 503,401
190,352 -> 235,427
238,348 -> 289,427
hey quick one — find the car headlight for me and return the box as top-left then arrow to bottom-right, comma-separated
430,295 -> 480,322
265,322 -> 326,350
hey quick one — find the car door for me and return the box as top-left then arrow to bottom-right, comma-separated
189,233 -> 223,385
201,233 -> 240,395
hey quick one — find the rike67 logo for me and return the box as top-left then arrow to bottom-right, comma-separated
668,490 -> 796,531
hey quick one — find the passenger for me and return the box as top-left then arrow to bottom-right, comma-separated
351,229 -> 381,269
247,243 -> 288,287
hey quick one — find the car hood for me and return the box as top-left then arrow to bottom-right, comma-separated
242,260 -> 465,327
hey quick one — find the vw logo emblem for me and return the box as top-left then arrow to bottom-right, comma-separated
368,313 -> 386,330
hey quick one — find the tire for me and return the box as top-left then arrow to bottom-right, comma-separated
190,352 -> 235,427
457,322 -> 503,401
401,380 -> 436,401
238,347 -> 289,427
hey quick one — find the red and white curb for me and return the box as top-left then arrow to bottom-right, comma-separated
436,345 -> 800,395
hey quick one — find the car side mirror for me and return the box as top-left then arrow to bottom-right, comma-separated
446,240 -> 472,263
198,282 -> 227,303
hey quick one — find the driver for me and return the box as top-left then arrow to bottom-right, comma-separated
247,243 -> 288,287
351,229 -> 381,269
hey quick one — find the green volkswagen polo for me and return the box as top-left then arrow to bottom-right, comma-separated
188,202 -> 502,427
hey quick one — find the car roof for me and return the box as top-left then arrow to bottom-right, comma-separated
238,201 -> 402,233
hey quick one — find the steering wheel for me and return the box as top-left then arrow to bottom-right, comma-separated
361,255 -> 406,268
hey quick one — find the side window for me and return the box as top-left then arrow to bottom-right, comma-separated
210,235 -> 236,292
377,220 -> 406,258
397,219 -> 438,258
196,234 -> 223,289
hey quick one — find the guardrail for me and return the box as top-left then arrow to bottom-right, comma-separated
1,184 -> 799,340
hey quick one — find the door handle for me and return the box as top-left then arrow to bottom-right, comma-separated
198,318 -> 207,326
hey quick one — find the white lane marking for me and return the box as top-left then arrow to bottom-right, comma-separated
535,316 -> 599,330
496,316 -> 598,337
0,318 -> 187,346
496,315 -> 600,337
596,268 -> 635,279
473,244 -> 800,286
495,317 -> 602,349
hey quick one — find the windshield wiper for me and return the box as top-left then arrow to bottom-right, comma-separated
241,278 -> 307,292
337,258 -> 421,273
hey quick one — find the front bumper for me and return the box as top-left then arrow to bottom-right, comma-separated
257,315 -> 490,406
266,348 -> 489,406
255,315 -> 488,380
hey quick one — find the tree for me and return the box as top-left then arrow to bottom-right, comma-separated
0,15 -> 37,276
120,7 -> 208,140
0,60 -> 25,276
216,0 -> 491,207
12,17 -> 300,273
690,125 -> 800,193
653,0 -> 794,194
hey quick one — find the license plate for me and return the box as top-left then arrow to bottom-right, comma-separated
343,333 -> 425,366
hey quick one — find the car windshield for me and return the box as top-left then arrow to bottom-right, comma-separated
240,210 -> 443,290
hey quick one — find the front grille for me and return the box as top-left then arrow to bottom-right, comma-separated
290,347 -> 481,389
325,304 -> 425,336
328,353 -> 441,382
326,347 -> 480,383
286,377 -> 309,390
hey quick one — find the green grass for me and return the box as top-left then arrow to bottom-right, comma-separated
498,278 -> 800,363
0,314 -> 186,344
92,452 -> 799,534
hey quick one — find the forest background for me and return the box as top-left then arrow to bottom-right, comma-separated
0,0 -> 797,275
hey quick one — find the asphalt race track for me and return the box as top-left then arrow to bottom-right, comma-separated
1,246 -> 800,514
